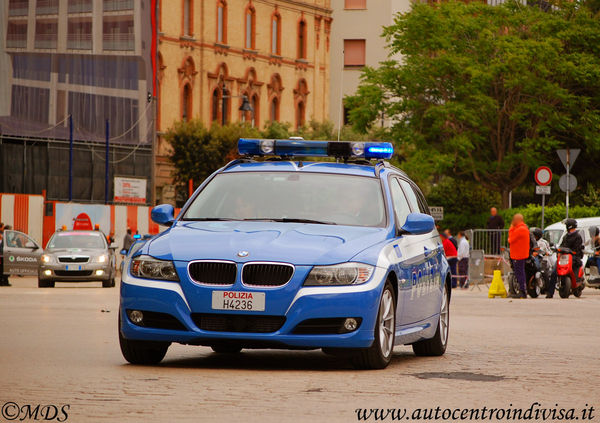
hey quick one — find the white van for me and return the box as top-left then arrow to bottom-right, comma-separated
543,217 -> 600,250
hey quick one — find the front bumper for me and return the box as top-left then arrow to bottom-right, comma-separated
39,262 -> 112,282
119,265 -> 387,349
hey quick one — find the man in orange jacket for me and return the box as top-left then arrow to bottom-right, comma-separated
508,213 -> 530,298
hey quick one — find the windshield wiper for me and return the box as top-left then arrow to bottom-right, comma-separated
183,217 -> 241,221
274,218 -> 337,225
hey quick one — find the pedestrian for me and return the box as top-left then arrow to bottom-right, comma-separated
487,207 -> 504,255
508,213 -> 530,299
444,229 -> 458,250
456,231 -> 470,289
0,222 -> 10,287
441,232 -> 458,288
123,228 -> 134,252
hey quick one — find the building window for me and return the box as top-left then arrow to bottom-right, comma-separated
35,20 -> 58,49
271,12 -> 281,55
6,21 -> 28,48
67,18 -> 92,50
297,19 -> 307,59
182,83 -> 192,121
183,0 -> 192,36
211,89 -> 220,122
68,0 -> 92,13
217,0 -> 227,43
344,39 -> 366,67
270,97 -> 279,122
296,101 -> 305,128
345,0 -> 366,9
9,0 -> 29,17
251,94 -> 259,127
36,0 -> 59,15
103,16 -> 135,51
245,4 -> 255,50
103,0 -> 134,12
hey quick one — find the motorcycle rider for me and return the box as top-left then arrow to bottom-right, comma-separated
532,228 -> 551,270
546,218 -> 584,298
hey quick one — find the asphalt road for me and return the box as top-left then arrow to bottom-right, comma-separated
1,277 -> 599,423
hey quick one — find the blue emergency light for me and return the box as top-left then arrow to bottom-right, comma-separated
238,139 -> 394,160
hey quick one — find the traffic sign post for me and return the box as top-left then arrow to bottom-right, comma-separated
557,149 -> 580,219
534,167 -> 553,229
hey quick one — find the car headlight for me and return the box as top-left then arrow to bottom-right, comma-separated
130,255 -> 179,282
97,254 -> 108,263
41,254 -> 52,264
304,262 -> 375,286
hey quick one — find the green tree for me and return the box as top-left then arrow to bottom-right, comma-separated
346,0 -> 600,208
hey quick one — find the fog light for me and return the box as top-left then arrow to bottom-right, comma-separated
128,310 -> 144,325
44,270 -> 52,276
343,318 -> 359,332
95,269 -> 104,276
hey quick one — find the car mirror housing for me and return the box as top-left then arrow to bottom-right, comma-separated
151,204 -> 175,226
400,213 -> 435,236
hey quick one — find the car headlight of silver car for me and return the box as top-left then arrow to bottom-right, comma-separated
41,254 -> 52,264
304,262 -> 375,286
96,254 -> 108,263
130,255 -> 179,282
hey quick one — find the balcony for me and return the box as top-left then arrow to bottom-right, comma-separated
68,0 -> 93,13
35,33 -> 57,49
8,1 -> 29,16
6,35 -> 27,49
36,0 -> 59,15
103,33 -> 134,51
67,33 -> 92,49
103,0 -> 134,12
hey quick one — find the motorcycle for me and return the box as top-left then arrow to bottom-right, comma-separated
555,247 -> 585,298
585,246 -> 600,289
508,252 -> 540,298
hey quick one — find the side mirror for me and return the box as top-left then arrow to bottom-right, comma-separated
109,243 -> 118,250
400,213 -> 436,236
120,249 -> 128,256
151,204 -> 175,226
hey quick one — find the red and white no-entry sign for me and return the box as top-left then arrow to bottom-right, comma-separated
535,166 -> 552,186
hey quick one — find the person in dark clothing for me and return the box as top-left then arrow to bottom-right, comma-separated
487,207 -> 505,255
546,219 -> 584,298
0,222 -> 10,286
123,228 -> 134,252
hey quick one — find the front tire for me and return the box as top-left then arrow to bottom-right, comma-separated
102,277 -> 115,288
119,318 -> 169,365
351,281 -> 396,370
526,276 -> 540,298
38,279 -> 55,288
558,276 -> 571,299
413,282 -> 450,357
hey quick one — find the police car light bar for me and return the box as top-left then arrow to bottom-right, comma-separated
238,139 -> 394,160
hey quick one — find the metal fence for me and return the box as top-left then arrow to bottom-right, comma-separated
466,229 -> 509,256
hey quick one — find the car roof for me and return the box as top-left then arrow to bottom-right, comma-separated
221,160 -> 406,178
545,217 -> 600,231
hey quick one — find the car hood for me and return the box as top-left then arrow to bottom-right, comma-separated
45,248 -> 106,256
146,221 -> 390,265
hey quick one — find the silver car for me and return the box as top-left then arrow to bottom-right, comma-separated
38,230 -> 116,288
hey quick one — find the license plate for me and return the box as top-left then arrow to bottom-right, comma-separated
65,265 -> 82,271
211,291 -> 265,311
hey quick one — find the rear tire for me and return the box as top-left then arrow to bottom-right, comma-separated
526,276 -> 540,298
38,279 -> 55,288
558,276 -> 571,299
351,281 -> 396,370
413,282 -> 450,357
119,318 -> 169,365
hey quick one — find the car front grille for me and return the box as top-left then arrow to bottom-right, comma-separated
188,261 -> 237,285
58,256 -> 89,263
191,313 -> 286,333
242,263 -> 294,286
54,270 -> 93,277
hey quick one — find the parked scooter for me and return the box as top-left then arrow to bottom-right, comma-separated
555,247 -> 585,298
585,246 -> 600,289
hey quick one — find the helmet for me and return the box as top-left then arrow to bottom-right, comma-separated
565,218 -> 578,231
533,228 -> 543,240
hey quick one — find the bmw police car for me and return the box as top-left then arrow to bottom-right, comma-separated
119,139 -> 450,369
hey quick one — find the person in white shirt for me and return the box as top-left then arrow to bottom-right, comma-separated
456,231 -> 470,289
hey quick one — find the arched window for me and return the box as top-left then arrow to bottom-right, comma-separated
296,101 -> 305,128
270,97 -> 279,122
222,87 -> 229,124
183,0 -> 192,36
182,83 -> 192,121
271,12 -> 281,55
297,19 -> 306,59
251,93 -> 259,127
245,4 -> 255,50
211,89 -> 219,122
217,0 -> 227,43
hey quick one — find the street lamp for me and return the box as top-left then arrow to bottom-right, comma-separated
221,90 -> 254,125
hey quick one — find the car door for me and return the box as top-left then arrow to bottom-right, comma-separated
397,178 -> 441,325
2,230 -> 43,276
388,176 -> 430,329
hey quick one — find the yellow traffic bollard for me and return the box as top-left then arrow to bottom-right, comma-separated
488,269 -> 507,298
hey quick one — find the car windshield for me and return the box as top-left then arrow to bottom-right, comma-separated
543,229 -> 563,246
183,171 -> 386,227
48,233 -> 106,249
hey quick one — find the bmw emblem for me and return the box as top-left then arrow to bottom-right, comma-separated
237,251 -> 249,258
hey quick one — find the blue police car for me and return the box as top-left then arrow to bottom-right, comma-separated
119,139 -> 451,369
